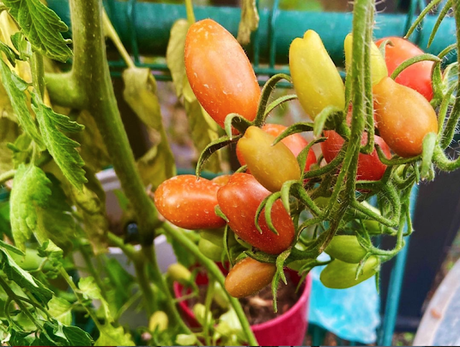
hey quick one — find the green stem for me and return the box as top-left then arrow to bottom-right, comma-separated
0,169 -> 15,185
102,10 -> 135,69
185,0 -> 196,24
142,245 -> 192,334
160,223 -> 258,346
79,246 -> 108,300
0,276 -> 43,330
69,0 -> 161,245
31,52 -> 45,100
440,0 -> 460,149
59,267 -> 104,331
45,72 -> 87,109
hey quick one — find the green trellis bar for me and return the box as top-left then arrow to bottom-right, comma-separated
49,0 -> 456,78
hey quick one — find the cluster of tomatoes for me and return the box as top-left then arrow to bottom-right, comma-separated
154,18 -> 438,297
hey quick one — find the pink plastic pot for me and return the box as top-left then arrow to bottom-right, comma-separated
173,270 -> 312,346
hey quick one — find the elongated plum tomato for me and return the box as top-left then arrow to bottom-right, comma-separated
373,77 -> 438,158
320,256 -> 379,289
225,257 -> 276,298
217,173 -> 295,255
236,123 -> 317,172
154,175 -> 225,230
237,126 -> 301,192
376,37 -> 433,101
321,131 -> 391,181
289,30 -> 345,120
184,19 -> 260,130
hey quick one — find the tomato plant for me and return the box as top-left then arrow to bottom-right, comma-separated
224,257 -> 276,298
217,173 -> 295,255
184,19 -> 261,130
154,175 -> 226,230
237,126 -> 301,192
376,36 -> 434,101
237,123 -> 317,172
373,77 -> 438,157
321,130 -> 391,181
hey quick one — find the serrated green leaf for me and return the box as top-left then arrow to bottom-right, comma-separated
10,164 -> 52,251
95,324 -> 135,346
48,296 -> 72,325
74,110 -> 111,173
36,174 -> 75,253
0,118 -> 20,175
78,276 -> 104,302
78,276 -> 113,322
31,93 -> 87,190
10,132 -> 32,168
4,0 -> 72,62
11,32 -> 31,60
0,248 -> 53,303
122,67 -> 176,189
237,0 -> 259,45
71,175 -> 108,255
166,19 -> 190,97
62,325 -> 93,346
0,60 -> 44,149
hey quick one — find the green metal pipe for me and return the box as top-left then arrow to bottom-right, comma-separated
48,0 -> 457,67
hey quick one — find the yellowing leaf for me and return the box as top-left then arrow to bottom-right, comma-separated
237,0 -> 259,46
166,19 -> 190,97
122,67 -> 176,188
95,324 -> 135,346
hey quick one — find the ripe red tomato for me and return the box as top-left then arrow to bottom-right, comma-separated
224,257 -> 276,298
321,131 -> 391,181
154,175 -> 225,230
373,77 -> 438,158
236,123 -> 317,172
217,173 -> 295,255
375,37 -> 434,101
184,19 -> 261,130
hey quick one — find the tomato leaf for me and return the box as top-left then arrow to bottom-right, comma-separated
75,110 -> 111,173
10,164 -> 51,251
0,248 -> 53,304
31,93 -> 87,190
0,60 -> 45,150
95,324 -> 135,346
237,0 -> 259,46
0,118 -> 20,175
166,19 -> 190,97
61,325 -> 94,346
48,296 -> 72,325
71,174 -> 108,255
3,0 -> 72,62
122,67 -> 176,189
184,85 -> 222,174
263,192 -> 281,236
35,174 -> 76,253
223,113 -> 252,138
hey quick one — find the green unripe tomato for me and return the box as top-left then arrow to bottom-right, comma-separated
149,311 -> 168,332
198,238 -> 224,262
320,256 -> 379,289
237,126 -> 301,192
167,263 -> 192,284
325,235 -> 367,263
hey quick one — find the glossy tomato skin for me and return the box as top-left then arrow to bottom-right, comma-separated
224,257 -> 276,298
154,175 -> 226,230
237,126 -> 301,192
217,173 -> 295,255
321,131 -> 391,181
237,123 -> 317,172
373,77 -> 438,158
376,37 -> 433,101
184,19 -> 260,129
